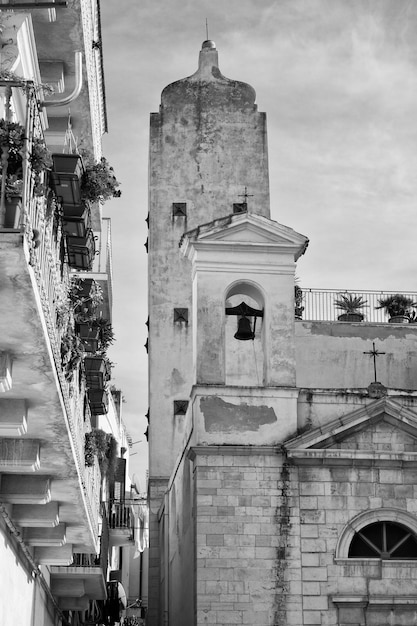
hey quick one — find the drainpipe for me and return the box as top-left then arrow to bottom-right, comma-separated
43,51 -> 83,107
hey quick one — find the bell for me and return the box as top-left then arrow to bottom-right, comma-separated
234,316 -> 255,341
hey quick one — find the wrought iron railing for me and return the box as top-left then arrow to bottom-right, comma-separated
108,500 -> 134,537
299,288 -> 417,323
0,85 -> 102,545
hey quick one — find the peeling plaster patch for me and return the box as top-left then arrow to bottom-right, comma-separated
200,396 -> 276,433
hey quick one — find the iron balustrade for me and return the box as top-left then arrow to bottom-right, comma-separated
108,500 -> 135,537
298,288 -> 417,323
0,85 -> 101,545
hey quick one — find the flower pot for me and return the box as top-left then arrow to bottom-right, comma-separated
4,195 -> 21,228
88,388 -> 109,415
67,230 -> 96,271
50,171 -> 82,207
389,315 -> 410,324
62,203 -> 88,219
84,356 -> 111,389
52,153 -> 84,177
337,313 -> 364,322
76,323 -> 100,353
63,206 -> 91,237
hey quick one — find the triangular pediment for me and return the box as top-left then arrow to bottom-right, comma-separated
285,398 -> 417,465
180,213 -> 309,261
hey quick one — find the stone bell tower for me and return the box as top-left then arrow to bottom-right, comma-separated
147,40 -> 307,625
148,42 -> 270,522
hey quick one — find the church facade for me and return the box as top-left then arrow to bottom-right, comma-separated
147,41 -> 417,626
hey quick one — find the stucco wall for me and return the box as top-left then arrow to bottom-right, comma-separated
295,321 -> 417,390
148,44 -> 271,479
0,524 -> 56,626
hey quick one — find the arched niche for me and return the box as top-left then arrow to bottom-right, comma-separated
224,281 -> 266,386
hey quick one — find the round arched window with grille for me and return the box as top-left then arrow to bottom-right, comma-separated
348,521 -> 417,559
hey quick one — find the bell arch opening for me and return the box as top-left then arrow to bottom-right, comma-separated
224,281 -> 265,386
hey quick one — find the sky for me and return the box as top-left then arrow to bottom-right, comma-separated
99,0 -> 417,488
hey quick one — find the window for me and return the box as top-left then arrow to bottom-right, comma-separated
348,521 -> 417,559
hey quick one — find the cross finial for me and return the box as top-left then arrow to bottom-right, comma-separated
363,341 -> 386,383
238,186 -> 254,202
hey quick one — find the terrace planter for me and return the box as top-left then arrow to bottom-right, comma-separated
4,195 -> 21,228
62,203 -> 88,219
84,356 -> 111,389
50,171 -> 83,207
52,153 -> 84,177
337,313 -> 364,322
76,323 -> 100,353
67,230 -> 96,271
389,315 -> 410,324
88,388 -> 109,416
63,207 -> 91,238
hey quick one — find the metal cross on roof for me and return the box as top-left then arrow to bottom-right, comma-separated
238,186 -> 254,202
363,341 -> 386,383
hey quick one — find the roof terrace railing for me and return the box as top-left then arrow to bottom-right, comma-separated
299,288 -> 417,323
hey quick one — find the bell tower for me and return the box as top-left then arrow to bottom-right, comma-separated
147,40 -> 307,625
148,41 -> 270,485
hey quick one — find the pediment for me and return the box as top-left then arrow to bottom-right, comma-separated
180,213 -> 309,261
285,398 -> 417,465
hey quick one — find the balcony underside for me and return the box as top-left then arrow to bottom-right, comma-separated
51,565 -> 107,602
0,232 -> 98,553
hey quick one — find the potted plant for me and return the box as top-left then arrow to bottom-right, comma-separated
84,428 -> 116,470
81,156 -> 121,203
294,285 -> 304,319
334,294 -> 368,322
376,294 -> 417,323
69,277 -> 103,317
84,355 -> 112,389
0,120 -> 51,218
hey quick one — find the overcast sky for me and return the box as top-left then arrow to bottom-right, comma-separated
100,0 -> 417,488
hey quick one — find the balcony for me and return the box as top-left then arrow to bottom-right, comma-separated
50,521 -> 108,611
107,500 -> 135,547
0,85 -> 101,557
298,288 -> 417,323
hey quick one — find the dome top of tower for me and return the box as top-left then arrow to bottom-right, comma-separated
161,41 -> 257,111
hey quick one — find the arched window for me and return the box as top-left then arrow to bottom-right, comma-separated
348,521 -> 417,559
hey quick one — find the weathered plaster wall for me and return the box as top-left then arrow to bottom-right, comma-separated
0,522 -> 55,626
148,43 -> 271,479
166,456 -> 195,626
295,322 -> 417,390
297,389 -> 417,433
190,385 -> 299,446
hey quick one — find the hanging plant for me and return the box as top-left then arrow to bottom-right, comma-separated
92,317 -> 115,351
84,428 -> 118,480
69,276 -> 103,316
81,156 -> 121,203
61,330 -> 83,378
0,120 -> 51,182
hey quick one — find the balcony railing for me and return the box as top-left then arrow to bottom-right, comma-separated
0,84 -> 101,545
299,288 -> 417,323
108,500 -> 134,536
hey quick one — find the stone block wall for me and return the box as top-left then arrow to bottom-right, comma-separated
188,440 -> 417,626
190,447 -> 302,626
297,462 -> 417,626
